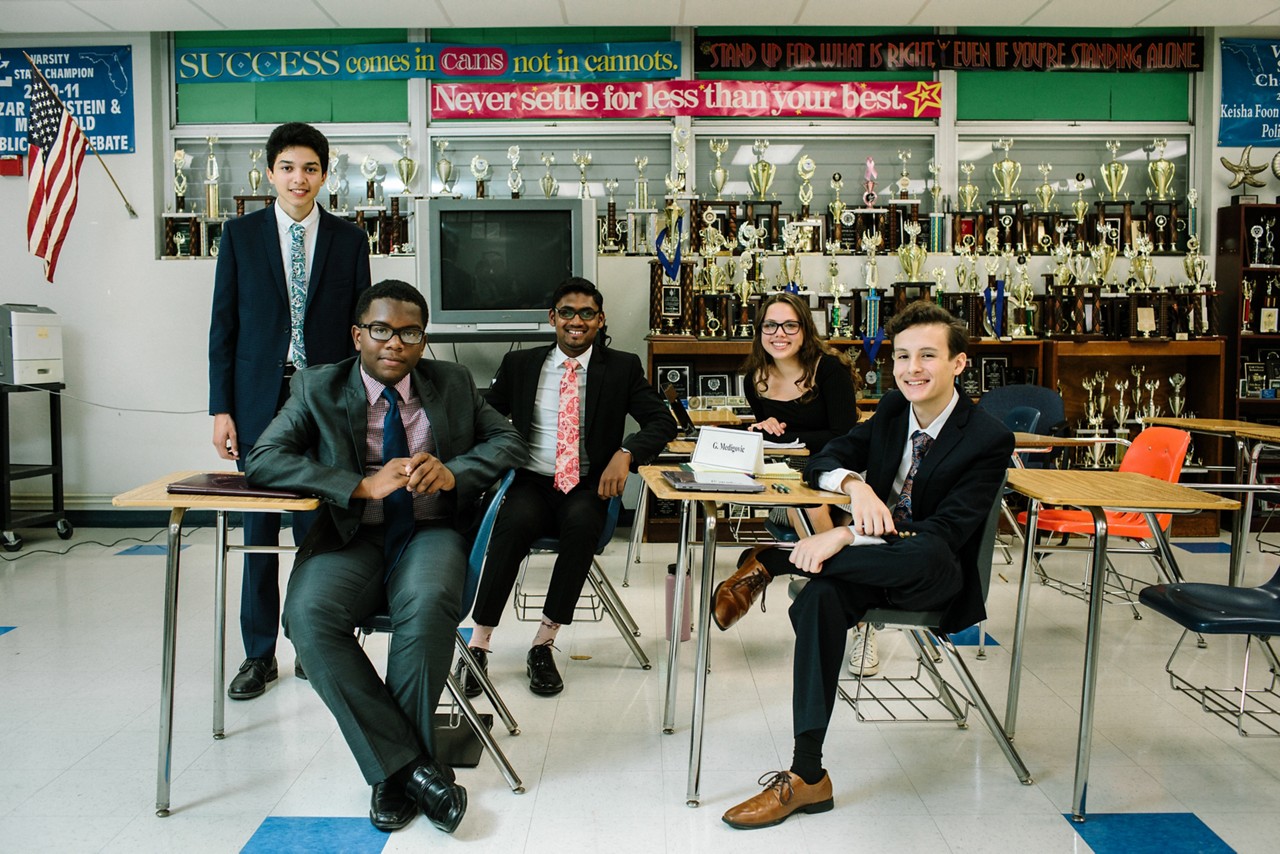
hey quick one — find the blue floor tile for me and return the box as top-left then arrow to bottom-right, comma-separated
115,544 -> 190,556
241,817 -> 388,854
1066,812 -> 1233,854
0,626 -> 14,636
949,624 -> 999,647
1174,542 -> 1232,554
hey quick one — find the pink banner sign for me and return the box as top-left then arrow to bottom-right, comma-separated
430,79 -> 941,120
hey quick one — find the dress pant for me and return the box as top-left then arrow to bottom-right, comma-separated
787,533 -> 962,737
282,522 -> 466,785
470,469 -> 608,627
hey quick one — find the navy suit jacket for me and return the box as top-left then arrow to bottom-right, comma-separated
208,204 -> 371,446
805,389 -> 1013,632
484,343 -> 677,485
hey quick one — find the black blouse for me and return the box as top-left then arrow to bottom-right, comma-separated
744,353 -> 859,451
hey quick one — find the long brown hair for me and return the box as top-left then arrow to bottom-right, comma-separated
740,292 -> 856,403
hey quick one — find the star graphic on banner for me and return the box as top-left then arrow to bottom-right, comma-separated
1222,145 -> 1268,189
904,81 -> 942,117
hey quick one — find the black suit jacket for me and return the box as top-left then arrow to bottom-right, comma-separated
484,343 -> 677,484
245,357 -> 528,568
805,389 -> 1013,631
208,205 -> 371,446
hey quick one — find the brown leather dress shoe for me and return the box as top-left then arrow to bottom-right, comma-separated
712,546 -> 774,630
721,770 -> 833,829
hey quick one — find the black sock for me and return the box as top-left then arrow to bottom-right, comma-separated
790,729 -> 826,785
387,752 -> 431,791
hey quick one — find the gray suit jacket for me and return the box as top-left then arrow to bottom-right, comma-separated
245,356 -> 528,567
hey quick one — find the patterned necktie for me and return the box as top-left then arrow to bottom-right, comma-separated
287,221 -> 308,368
381,386 -> 414,575
892,430 -> 934,525
553,358 -> 581,493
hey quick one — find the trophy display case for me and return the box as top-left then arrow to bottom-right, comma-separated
1217,202 -> 1280,420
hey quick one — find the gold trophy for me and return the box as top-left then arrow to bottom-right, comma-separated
747,139 -> 775,201
1072,172 -> 1090,221
895,149 -> 912,198
797,155 -> 816,211
1148,138 -> 1175,201
506,146 -> 523,198
927,159 -> 942,213
540,152 -> 559,199
573,149 -> 592,199
204,136 -> 220,219
708,139 -> 729,201
395,136 -> 417,194
991,138 -> 1020,201
1183,235 -> 1207,286
1092,223 -> 1118,286
247,149 -> 262,194
1101,139 -> 1128,201
958,162 -> 979,212
1035,163 -> 1055,212
897,221 -> 927,281
434,139 -> 456,195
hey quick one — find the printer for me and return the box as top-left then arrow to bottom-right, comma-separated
0,304 -> 63,384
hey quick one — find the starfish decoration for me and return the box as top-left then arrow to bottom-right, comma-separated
1221,145 -> 1267,190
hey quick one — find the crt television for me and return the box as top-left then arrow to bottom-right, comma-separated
419,197 -> 597,338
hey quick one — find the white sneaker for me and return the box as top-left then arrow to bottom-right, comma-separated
848,625 -> 879,677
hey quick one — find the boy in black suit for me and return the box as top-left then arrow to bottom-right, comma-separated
208,121 -> 371,700
714,300 -> 1013,829
467,278 -> 676,695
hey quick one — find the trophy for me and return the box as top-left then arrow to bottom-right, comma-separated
1186,187 -> 1199,236
897,221 -> 927,281
603,177 -> 621,252
1113,380 -> 1131,428
748,139 -> 775,201
634,156 -> 649,209
1035,163 -> 1055,212
395,136 -> 417,194
1101,140 -> 1128,201
992,138 -> 1020,201
708,139 -> 729,201
862,157 -> 879,207
1148,138 -> 1175,201
1071,172 -> 1090,222
1183,235 -> 1207,286
204,136 -> 221,219
797,155 -> 816,212
247,149 -> 263,194
434,139 -> 457,195
672,125 -> 691,187
360,155 -> 379,204
540,153 -> 559,199
470,155 -> 492,199
506,146 -> 523,198
572,149 -> 592,199
326,148 -> 341,209
174,229 -> 189,258
829,173 -> 846,230
927,159 -> 943,212
895,149 -> 912,198
958,162 -> 979,212
1168,373 -> 1187,417
173,149 -> 188,210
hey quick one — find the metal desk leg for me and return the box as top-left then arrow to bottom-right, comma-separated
624,487 -> 649,586
663,500 -> 694,734
1230,438 -> 1252,588
156,507 -> 186,818
213,511 -> 228,740
1005,499 -> 1039,738
685,499 -> 718,807
1072,506 -> 1109,823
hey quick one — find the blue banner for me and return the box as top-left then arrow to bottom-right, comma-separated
0,45 -> 135,155
1219,38 -> 1280,146
175,41 -> 681,84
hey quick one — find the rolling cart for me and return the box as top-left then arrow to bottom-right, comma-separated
1,382 -> 72,551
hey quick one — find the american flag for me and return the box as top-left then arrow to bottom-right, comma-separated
26,69 -> 87,283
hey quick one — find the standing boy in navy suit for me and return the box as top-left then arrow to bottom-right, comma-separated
209,122 -> 371,700
713,300 -> 1013,829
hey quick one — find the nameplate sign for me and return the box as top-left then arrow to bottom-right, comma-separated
692,427 -> 764,475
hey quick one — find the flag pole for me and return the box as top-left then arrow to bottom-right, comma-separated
23,51 -> 138,219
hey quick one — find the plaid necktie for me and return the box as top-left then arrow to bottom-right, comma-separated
553,358 -> 581,493
892,430 -> 934,525
381,386 -> 414,575
287,221 -> 308,368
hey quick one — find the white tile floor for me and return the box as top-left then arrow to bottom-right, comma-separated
2,522 -> 1280,852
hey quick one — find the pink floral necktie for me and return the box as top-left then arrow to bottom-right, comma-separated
553,358 -> 581,493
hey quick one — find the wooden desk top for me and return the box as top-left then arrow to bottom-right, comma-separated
689,408 -> 751,426
1013,432 -> 1118,450
1005,469 -> 1238,512
665,440 -> 810,456
113,471 -> 322,512
638,464 -> 847,506
1140,417 -> 1257,436
1227,423 -> 1280,444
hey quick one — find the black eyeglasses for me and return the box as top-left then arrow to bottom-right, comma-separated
760,320 -> 802,335
554,306 -> 600,321
357,323 -> 426,345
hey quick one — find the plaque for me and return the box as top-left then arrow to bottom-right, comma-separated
980,356 -> 1008,393
697,373 -> 731,397
959,364 -> 983,398
655,364 -> 692,400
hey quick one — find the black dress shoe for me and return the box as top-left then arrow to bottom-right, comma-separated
227,657 -> 277,700
461,647 -> 487,699
369,780 -> 416,832
527,643 -> 563,695
294,659 -> 308,681
405,760 -> 467,833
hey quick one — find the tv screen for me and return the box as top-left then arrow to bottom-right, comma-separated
419,197 -> 597,339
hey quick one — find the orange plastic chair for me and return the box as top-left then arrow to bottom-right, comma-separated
1017,426 -> 1193,617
